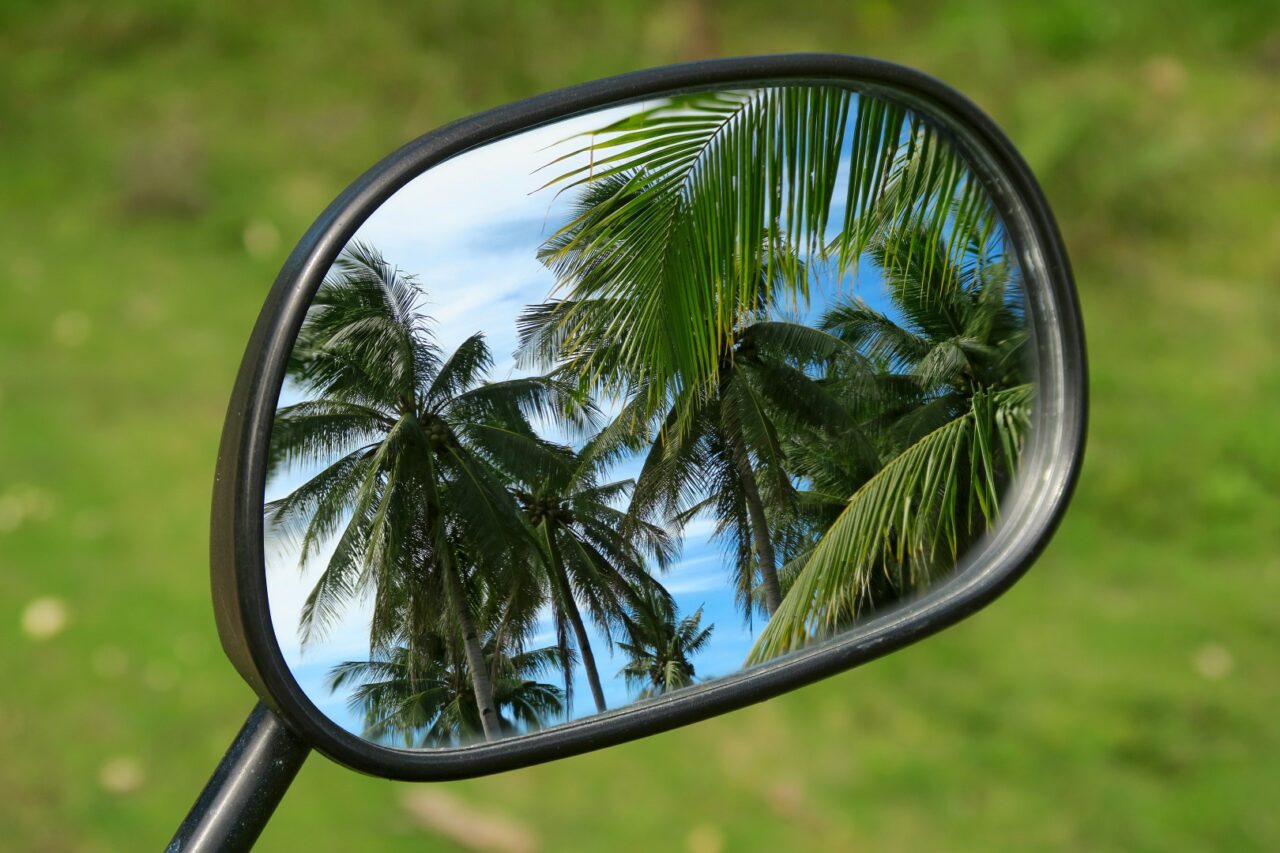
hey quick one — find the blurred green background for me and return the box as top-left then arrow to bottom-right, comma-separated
2,1 -> 1278,850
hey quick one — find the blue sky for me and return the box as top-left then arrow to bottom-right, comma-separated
263,92 -> 914,742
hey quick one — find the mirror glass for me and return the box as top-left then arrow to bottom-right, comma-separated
264,83 -> 1035,748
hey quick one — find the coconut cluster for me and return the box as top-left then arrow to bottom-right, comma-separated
423,416 -> 458,450
522,495 -> 574,527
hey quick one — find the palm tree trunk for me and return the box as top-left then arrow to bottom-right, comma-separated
556,618 -> 574,719
565,594 -> 608,714
440,547 -> 502,742
732,444 -> 783,614
543,523 -> 608,714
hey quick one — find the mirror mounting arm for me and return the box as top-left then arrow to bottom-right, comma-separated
167,703 -> 310,853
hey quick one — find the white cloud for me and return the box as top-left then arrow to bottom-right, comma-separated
679,516 -> 721,540
265,528 -> 374,664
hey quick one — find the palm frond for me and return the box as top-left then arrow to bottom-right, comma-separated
747,384 -> 1032,663
534,87 -> 854,415
424,331 -> 493,410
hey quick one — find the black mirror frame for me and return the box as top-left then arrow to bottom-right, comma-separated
210,53 -> 1087,782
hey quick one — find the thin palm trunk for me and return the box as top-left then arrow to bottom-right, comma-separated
542,523 -> 608,714
718,359 -> 783,613
730,434 -> 783,614
439,541 -> 501,741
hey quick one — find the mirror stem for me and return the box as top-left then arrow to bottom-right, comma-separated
167,702 -> 310,852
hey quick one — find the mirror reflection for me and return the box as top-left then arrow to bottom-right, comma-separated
264,83 -> 1034,748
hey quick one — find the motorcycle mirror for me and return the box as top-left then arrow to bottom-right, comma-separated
172,54 -> 1086,851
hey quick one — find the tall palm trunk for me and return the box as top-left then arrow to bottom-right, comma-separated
542,522 -> 608,714
439,537 -> 502,742
729,430 -> 783,614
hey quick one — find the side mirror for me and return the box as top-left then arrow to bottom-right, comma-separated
175,54 -> 1085,851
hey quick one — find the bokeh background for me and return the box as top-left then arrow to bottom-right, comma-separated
2,2 -> 1278,850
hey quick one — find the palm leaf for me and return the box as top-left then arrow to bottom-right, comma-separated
747,384 -> 1032,663
534,86 -> 854,418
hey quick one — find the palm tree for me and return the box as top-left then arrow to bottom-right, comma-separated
526,86 -> 990,621
625,315 -> 853,621
265,242 -> 591,741
327,627 -> 567,748
617,587 -> 714,698
527,84 -> 1027,663
747,221 -> 1032,662
523,175 -> 853,621
511,434 -> 677,714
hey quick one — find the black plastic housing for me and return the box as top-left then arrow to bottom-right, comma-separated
210,54 -> 1087,781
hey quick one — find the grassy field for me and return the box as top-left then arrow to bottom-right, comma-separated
1,2 -> 1278,850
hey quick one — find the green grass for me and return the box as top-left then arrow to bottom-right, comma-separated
2,1 -> 1278,849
